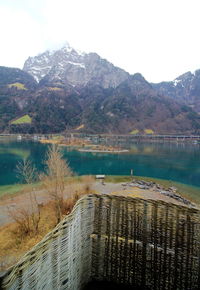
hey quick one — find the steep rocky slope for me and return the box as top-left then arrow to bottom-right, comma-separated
23,43 -> 129,88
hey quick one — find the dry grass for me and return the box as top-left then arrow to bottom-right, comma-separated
47,87 -> 62,91
0,202 -> 56,271
130,129 -> 139,134
75,124 -> 85,131
144,129 -> 154,134
40,139 -> 61,144
0,176 -> 95,271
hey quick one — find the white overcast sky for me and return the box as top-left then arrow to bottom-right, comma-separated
0,0 -> 200,82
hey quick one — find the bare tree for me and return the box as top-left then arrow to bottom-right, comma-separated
10,158 -> 41,236
16,158 -> 37,185
40,145 -> 72,223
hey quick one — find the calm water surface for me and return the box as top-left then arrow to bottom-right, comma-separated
0,138 -> 200,190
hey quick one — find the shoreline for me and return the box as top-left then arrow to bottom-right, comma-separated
78,149 -> 129,153
2,135 -> 200,146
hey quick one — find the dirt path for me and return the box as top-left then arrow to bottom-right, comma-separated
0,181 -> 196,227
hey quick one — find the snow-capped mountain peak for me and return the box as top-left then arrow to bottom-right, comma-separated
23,42 -> 129,87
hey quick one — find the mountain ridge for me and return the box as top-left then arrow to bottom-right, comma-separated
152,69 -> 200,113
0,43 -> 200,134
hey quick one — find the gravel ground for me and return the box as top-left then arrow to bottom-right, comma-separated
93,182 -> 193,205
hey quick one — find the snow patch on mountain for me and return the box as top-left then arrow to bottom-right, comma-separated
173,79 -> 181,86
67,61 -> 85,68
191,70 -> 196,76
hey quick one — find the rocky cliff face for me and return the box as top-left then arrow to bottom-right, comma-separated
23,43 -> 129,88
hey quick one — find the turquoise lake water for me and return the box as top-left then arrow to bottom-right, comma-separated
0,138 -> 200,191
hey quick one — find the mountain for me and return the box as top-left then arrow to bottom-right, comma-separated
80,74 -> 200,134
152,70 -> 200,113
0,66 -> 37,132
1,43 -> 200,135
23,43 -> 129,88
0,66 -> 37,88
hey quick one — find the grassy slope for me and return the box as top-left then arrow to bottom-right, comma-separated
0,182 -> 43,198
0,176 -> 83,198
7,82 -> 27,90
11,115 -> 32,125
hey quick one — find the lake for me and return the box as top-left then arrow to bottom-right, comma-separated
0,137 -> 200,199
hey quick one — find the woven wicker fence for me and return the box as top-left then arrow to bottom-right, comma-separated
0,194 -> 200,290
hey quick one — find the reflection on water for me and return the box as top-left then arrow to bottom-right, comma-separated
0,138 -> 46,186
0,148 -> 30,160
0,138 -> 200,195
